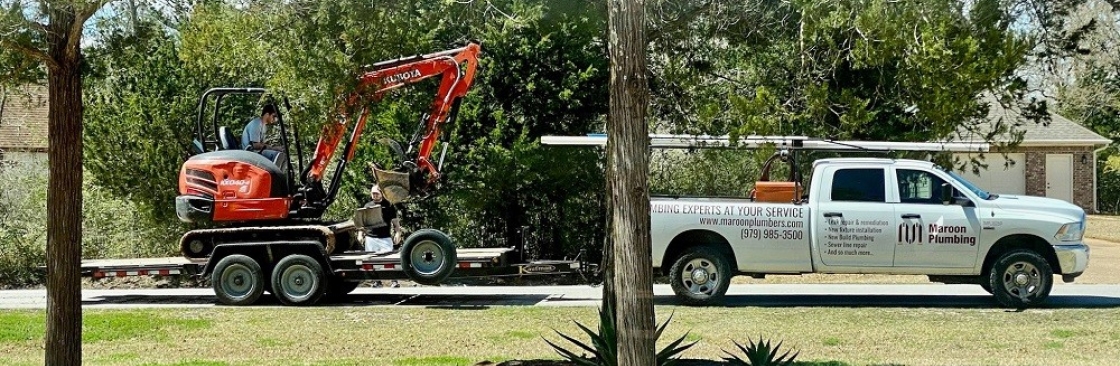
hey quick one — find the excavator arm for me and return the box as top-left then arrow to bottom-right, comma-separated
300,41 -> 480,208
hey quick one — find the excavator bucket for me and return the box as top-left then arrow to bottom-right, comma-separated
373,167 -> 412,205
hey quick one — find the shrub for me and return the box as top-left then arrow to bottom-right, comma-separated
1099,149 -> 1120,214
0,159 -> 49,287
543,301 -> 697,366
721,336 -> 799,366
0,158 -> 181,288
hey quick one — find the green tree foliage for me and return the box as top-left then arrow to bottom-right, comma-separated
646,0 -> 1045,180
653,0 -> 1041,142
77,0 -> 1056,261
84,21 -> 200,224
1045,1 -> 1120,212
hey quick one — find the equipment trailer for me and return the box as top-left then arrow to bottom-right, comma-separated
79,43 -> 593,307
80,220 -> 589,306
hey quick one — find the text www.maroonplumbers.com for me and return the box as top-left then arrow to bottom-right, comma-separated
698,217 -> 805,228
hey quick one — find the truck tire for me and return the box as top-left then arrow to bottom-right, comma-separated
211,254 -> 265,306
669,246 -> 732,306
400,229 -> 457,286
987,249 -> 1053,309
271,254 -> 327,306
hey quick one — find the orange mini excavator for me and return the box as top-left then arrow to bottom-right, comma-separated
176,41 -> 480,225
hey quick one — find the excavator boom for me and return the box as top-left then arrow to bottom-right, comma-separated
304,41 -> 480,205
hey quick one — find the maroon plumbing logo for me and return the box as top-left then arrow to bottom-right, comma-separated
898,222 -> 923,244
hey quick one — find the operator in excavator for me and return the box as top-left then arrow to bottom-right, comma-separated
241,104 -> 289,173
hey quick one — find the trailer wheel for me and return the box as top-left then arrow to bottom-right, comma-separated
211,254 -> 265,306
400,229 -> 457,286
988,249 -> 1053,309
271,254 -> 327,306
669,246 -> 732,306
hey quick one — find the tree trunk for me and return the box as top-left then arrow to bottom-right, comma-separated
607,0 -> 654,365
601,154 -> 614,314
45,7 -> 84,366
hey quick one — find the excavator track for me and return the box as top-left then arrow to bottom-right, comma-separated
178,220 -> 357,260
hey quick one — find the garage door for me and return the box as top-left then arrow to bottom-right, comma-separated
952,153 -> 1026,195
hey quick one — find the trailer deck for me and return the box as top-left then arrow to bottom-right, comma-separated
82,247 -> 584,281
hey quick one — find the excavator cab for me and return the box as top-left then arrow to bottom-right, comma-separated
177,88 -> 311,223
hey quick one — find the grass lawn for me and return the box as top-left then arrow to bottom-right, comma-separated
2,306 -> 1120,366
8,219 -> 1116,365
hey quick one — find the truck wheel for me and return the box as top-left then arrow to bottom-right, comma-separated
988,249 -> 1053,308
211,254 -> 265,306
669,246 -> 732,306
400,229 -> 457,286
271,254 -> 327,306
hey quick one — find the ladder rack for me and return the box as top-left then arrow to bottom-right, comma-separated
539,134 -> 990,152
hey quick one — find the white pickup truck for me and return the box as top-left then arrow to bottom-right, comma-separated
652,157 -> 1090,308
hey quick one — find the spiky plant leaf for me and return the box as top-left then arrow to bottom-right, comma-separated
544,337 -> 598,366
552,328 -> 600,358
721,336 -> 799,366
543,304 -> 698,366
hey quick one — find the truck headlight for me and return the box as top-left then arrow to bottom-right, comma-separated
1055,222 -> 1084,242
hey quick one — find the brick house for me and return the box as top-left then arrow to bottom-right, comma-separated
952,102 -> 1111,213
0,84 -> 49,163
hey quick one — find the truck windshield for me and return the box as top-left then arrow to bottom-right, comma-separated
936,166 -> 992,200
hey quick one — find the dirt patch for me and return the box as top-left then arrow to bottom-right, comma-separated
1088,215 -> 1120,243
1076,238 -> 1120,284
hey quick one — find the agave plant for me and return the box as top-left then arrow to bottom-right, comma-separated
543,301 -> 697,366
722,336 -> 799,366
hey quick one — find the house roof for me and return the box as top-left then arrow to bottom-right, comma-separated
953,96 -> 1112,147
0,84 -> 49,152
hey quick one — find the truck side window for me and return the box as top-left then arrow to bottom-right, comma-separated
896,169 -> 948,204
830,168 -> 885,202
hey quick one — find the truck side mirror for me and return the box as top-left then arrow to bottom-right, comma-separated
941,183 -> 953,205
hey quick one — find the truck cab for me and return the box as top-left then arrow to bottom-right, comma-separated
653,157 -> 1090,308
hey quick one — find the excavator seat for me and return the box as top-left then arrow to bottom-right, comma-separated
218,126 -> 240,150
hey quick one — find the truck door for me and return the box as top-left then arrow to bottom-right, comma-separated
815,167 -> 897,267
891,168 -> 981,267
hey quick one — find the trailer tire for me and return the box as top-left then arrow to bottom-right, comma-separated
271,254 -> 327,306
400,229 -> 457,286
669,246 -> 732,306
988,249 -> 1053,309
211,254 -> 265,306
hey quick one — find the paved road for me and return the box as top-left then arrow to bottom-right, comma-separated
2,284 -> 1120,309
